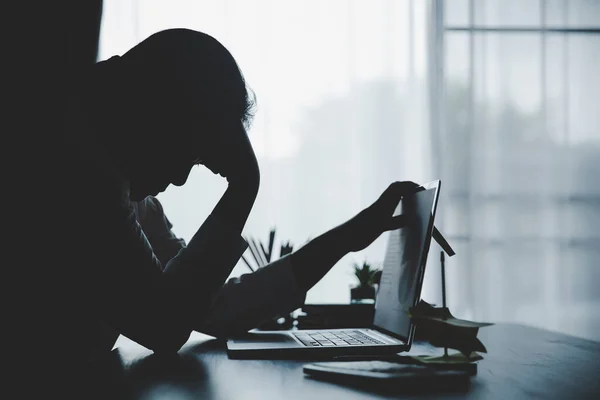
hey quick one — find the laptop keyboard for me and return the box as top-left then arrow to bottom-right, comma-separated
292,330 -> 384,347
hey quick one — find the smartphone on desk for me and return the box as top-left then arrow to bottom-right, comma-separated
303,360 -> 473,392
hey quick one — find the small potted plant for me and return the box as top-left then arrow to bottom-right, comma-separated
350,261 -> 382,303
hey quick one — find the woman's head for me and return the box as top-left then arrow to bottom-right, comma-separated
120,28 -> 255,131
86,29 -> 256,200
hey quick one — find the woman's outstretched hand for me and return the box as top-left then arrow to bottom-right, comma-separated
340,181 -> 422,253
290,181 -> 423,292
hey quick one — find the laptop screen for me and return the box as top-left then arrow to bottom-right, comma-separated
372,181 -> 440,343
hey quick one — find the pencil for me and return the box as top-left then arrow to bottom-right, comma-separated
260,242 -> 270,265
267,228 -> 275,262
241,254 -> 255,273
251,238 -> 267,267
245,237 -> 263,268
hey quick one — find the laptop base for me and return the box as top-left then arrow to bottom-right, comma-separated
227,329 -> 408,360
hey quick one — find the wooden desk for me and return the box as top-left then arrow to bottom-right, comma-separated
86,323 -> 600,399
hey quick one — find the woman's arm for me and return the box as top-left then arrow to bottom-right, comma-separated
195,182 -> 420,338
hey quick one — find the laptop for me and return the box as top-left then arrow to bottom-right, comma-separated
227,180 -> 442,360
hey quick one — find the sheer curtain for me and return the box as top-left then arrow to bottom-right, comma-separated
440,0 -> 600,341
99,0 -> 437,304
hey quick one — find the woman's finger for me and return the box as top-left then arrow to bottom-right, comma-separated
377,181 -> 422,212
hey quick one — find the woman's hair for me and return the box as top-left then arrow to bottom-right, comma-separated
87,29 -> 256,138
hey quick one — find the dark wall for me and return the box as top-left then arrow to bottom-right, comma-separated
11,1 -> 104,387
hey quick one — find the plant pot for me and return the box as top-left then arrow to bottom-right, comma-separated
350,285 -> 376,303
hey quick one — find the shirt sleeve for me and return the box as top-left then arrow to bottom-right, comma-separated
197,254 -> 307,338
134,196 -> 187,268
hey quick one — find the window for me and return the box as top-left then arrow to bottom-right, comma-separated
439,0 -> 600,340
99,1 -> 600,340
